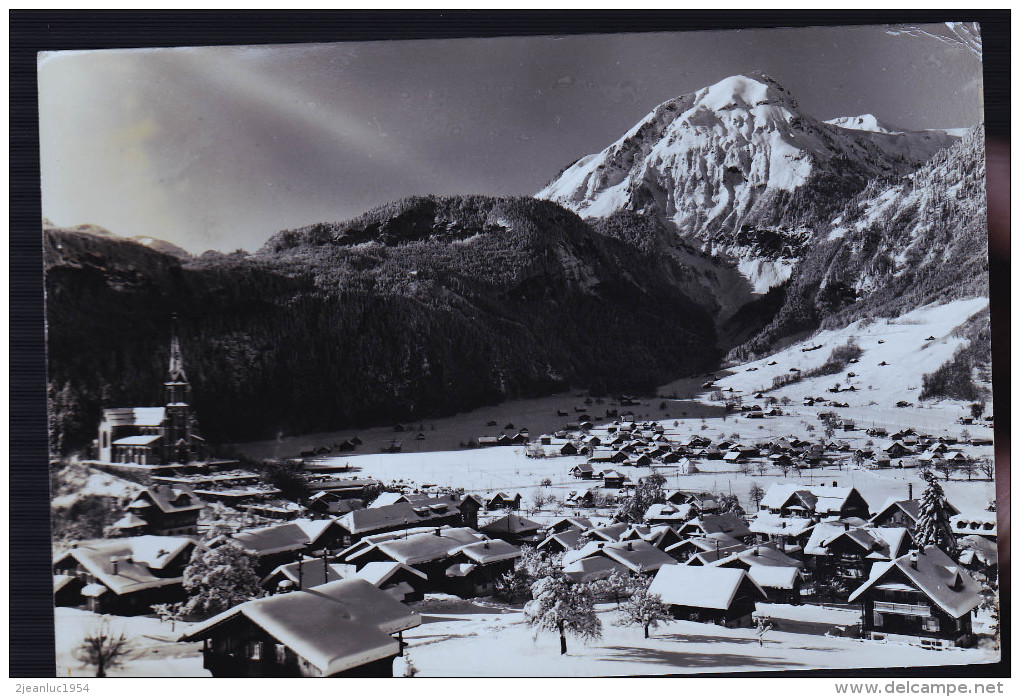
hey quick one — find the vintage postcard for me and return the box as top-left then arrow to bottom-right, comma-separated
39,21 -> 998,677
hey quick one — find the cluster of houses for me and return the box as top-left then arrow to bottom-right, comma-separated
54,328 -> 996,676
54,467 -> 996,676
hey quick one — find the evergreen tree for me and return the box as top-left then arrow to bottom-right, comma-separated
524,575 -> 602,655
179,543 -> 263,619
914,470 -> 958,557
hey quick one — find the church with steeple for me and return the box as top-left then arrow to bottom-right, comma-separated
95,316 -> 207,466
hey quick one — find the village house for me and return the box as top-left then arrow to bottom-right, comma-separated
260,558 -> 354,594
479,513 -> 544,545
228,519 -> 348,575
804,522 -> 913,591
644,502 -> 694,528
343,528 -> 486,590
304,491 -> 363,518
564,539 -> 676,576
443,539 -> 522,597
181,579 -> 421,677
619,524 -> 682,551
537,529 -> 585,555
53,536 -> 203,614
678,513 -> 754,544
486,492 -> 523,511
648,565 -> 767,628
582,522 -> 630,544
545,516 -> 595,536
711,544 -> 805,604
664,532 -> 746,563
370,492 -> 482,530
950,511 -> 997,540
336,500 -> 467,546
848,546 -> 982,648
868,493 -> 961,533
355,561 -> 429,603
111,484 -> 204,536
569,462 -> 595,480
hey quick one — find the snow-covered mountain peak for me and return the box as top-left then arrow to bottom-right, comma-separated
826,113 -> 897,134
537,74 -> 961,294
695,73 -> 797,113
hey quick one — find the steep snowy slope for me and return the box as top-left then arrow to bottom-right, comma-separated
733,127 -> 988,361
538,74 -> 959,292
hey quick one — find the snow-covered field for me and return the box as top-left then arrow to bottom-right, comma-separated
53,608 -> 208,677
403,598 -> 997,677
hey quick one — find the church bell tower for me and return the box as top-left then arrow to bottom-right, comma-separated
164,314 -> 192,463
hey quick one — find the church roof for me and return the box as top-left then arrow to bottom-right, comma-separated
113,434 -> 163,446
103,407 -> 166,427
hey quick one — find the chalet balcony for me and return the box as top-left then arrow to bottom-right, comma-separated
874,601 -> 931,617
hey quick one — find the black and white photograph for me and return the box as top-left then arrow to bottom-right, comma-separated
31,16 -> 1003,678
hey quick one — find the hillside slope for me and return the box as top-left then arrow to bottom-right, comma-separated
45,196 -> 723,450
732,126 -> 988,361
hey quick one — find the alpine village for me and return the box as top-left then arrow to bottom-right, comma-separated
46,73 -> 998,677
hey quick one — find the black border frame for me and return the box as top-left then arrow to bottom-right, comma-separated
10,10 -> 1010,678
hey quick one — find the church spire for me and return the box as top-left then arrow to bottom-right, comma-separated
168,313 -> 188,384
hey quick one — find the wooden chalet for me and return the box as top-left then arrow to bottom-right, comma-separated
53,536 -> 202,614
649,565 -> 767,628
261,558 -> 353,594
443,539 -> 522,597
565,539 -> 677,576
848,547 -> 981,648
112,484 -> 204,537
181,579 -> 421,677
678,513 -> 754,544
479,514 -> 544,545
804,522 -> 912,590
486,492 -> 523,511
229,519 -> 348,574
711,545 -> 805,604
355,562 -> 429,602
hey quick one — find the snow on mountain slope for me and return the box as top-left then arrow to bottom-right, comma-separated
826,114 -> 898,133
819,127 -> 987,305
713,296 -> 988,409
538,74 -> 960,292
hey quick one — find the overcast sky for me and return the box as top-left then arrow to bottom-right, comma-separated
38,23 -> 984,254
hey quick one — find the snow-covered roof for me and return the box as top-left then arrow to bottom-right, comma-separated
457,539 -> 521,565
749,511 -> 814,537
54,536 -> 201,596
848,546 -> 982,619
261,558 -> 353,590
181,579 -> 421,675
112,434 -> 163,446
355,561 -> 427,587
759,483 -> 866,515
563,556 -> 628,583
102,407 -> 166,427
649,565 -> 767,610
746,565 -> 802,590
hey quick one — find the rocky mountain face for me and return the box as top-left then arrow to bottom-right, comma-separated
538,74 -> 960,293
730,126 -> 988,361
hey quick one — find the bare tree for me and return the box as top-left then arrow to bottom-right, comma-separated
748,483 -> 766,511
977,458 -> 995,481
74,617 -> 134,677
756,461 -> 769,477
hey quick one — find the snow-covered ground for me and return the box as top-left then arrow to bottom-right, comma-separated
403,600 -> 997,676
53,607 -> 208,677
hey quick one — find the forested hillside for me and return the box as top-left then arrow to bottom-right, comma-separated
729,127 -> 988,362
45,196 -> 723,452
